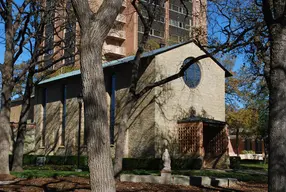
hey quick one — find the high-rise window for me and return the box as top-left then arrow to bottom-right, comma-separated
64,0 -> 76,64
44,0 -> 55,68
245,139 -> 252,151
42,88 -> 48,147
170,3 -> 187,14
255,139 -> 262,154
61,85 -> 67,146
169,19 -> 187,29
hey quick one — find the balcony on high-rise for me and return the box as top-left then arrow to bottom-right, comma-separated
103,43 -> 126,58
107,28 -> 126,41
116,13 -> 127,24
122,0 -> 127,8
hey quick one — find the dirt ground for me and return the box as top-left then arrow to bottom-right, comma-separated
0,177 -> 268,192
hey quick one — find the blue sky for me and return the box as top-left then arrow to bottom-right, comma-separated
0,0 -> 31,65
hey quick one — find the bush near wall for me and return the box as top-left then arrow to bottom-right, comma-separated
9,155 -> 89,167
230,156 -> 241,169
17,155 -> 203,170
122,158 -> 162,170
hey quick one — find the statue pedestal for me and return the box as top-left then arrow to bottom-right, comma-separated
161,171 -> 172,184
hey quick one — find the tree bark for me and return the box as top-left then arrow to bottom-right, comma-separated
261,1 -> 286,190
0,62 -> 13,176
0,0 -> 14,176
72,0 -> 123,191
0,90 -> 12,176
11,70 -> 34,172
268,24 -> 286,192
236,128 -> 239,157
80,34 -> 115,191
263,137 -> 268,164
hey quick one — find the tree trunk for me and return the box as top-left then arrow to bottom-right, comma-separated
0,0 -> 14,176
0,77 -> 13,176
236,128 -> 239,157
0,99 -> 12,176
11,70 -> 34,172
268,24 -> 286,192
71,1 -> 124,190
80,29 -> 115,192
11,123 -> 26,172
263,137 -> 268,164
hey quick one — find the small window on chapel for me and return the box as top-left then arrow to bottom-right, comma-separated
183,58 -> 201,88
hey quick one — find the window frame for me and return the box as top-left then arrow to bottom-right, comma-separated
42,88 -> 48,147
183,57 -> 202,88
110,74 -> 116,145
61,85 -> 67,146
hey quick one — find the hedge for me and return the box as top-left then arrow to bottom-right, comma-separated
14,155 -> 203,170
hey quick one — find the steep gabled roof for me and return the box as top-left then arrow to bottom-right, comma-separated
38,40 -> 232,85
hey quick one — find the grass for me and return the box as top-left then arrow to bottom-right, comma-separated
240,162 -> 268,171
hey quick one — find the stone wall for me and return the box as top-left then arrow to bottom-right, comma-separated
154,42 -> 226,157
113,58 -> 156,158
10,98 -> 35,123
16,43 -> 227,158
34,76 -> 83,156
11,123 -> 36,154
33,74 -> 111,156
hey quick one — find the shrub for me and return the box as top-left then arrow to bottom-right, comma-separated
230,156 -> 241,169
19,155 -> 88,168
122,158 -> 162,170
19,155 -> 203,171
122,158 -> 203,170
241,150 -> 256,154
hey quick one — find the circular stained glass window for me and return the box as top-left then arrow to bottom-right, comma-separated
183,58 -> 201,88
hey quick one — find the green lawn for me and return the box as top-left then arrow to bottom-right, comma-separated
240,162 -> 268,171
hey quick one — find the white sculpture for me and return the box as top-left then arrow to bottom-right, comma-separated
162,148 -> 171,172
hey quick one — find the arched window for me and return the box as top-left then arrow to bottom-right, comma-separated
183,58 -> 201,88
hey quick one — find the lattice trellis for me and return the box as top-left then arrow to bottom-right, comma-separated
178,123 -> 200,154
206,128 -> 228,156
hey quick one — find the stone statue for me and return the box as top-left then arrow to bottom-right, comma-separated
162,148 -> 171,172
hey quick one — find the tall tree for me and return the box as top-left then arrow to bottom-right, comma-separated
10,0 -> 78,172
71,1 -> 123,191
261,0 -> 286,191
0,0 -> 17,176
0,0 -> 77,176
208,0 -> 286,190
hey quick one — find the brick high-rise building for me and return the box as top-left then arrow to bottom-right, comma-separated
105,0 -> 207,61
44,0 -> 207,67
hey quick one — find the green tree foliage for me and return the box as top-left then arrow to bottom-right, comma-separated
208,0 -> 269,139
